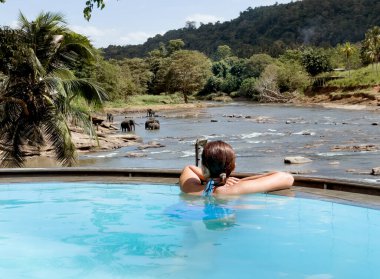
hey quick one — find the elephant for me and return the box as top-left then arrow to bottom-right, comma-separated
121,119 -> 136,132
146,108 -> 155,117
145,118 -> 160,130
106,113 -> 114,123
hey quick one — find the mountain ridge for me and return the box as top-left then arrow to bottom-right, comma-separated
102,0 -> 380,59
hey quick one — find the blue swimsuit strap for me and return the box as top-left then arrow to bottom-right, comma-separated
202,179 -> 215,197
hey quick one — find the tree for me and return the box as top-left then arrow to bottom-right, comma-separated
185,21 -> 197,30
0,12 -> 107,167
83,0 -> 106,20
118,58 -> 152,95
339,42 -> 355,76
166,50 -> 212,103
301,48 -> 332,76
245,54 -> 275,78
362,26 -> 380,74
0,0 -> 106,21
167,39 -> 185,56
215,45 -> 233,61
239,78 -> 259,99
212,61 -> 229,78
255,64 -> 293,103
276,61 -> 310,93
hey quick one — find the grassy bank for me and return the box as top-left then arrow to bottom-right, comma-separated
102,93 -> 211,114
104,93 -> 184,109
326,63 -> 380,87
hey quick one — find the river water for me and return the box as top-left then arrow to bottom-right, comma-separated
79,102 -> 380,183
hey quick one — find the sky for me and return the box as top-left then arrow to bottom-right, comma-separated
0,0 -> 293,48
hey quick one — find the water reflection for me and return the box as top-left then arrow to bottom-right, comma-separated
165,194 -> 236,231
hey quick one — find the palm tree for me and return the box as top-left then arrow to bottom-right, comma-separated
0,12 -> 107,167
340,42 -> 355,77
363,26 -> 380,75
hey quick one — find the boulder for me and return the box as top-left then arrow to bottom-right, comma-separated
289,169 -> 317,174
138,141 -> 165,150
371,167 -> 380,175
284,156 -> 312,164
125,152 -> 147,158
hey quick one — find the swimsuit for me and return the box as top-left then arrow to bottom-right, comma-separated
202,179 -> 215,197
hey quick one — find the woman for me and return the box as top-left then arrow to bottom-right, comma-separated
179,140 -> 294,196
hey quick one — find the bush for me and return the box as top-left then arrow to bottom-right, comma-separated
301,48 -> 332,76
239,77 -> 259,98
277,61 -> 310,92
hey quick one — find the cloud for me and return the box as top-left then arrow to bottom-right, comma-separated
70,24 -> 158,47
70,25 -> 116,37
185,13 -> 224,25
119,32 -> 153,45
8,20 -> 19,28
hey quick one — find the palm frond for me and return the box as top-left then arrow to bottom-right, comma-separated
63,78 -> 108,106
0,116 -> 27,167
67,104 -> 99,146
42,111 -> 77,166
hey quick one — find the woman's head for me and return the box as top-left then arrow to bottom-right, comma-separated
201,141 -> 236,180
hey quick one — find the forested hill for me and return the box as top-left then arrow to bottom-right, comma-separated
102,0 -> 380,59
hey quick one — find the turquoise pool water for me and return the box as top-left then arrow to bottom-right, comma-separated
0,182 -> 379,279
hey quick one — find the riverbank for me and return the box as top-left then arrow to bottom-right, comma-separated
102,101 -> 210,114
295,85 -> 380,110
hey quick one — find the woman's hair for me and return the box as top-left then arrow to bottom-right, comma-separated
201,141 -> 236,182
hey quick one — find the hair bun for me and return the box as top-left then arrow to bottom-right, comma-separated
219,173 -> 227,184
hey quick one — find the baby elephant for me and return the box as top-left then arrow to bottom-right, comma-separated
121,119 -> 136,132
146,108 -> 155,117
106,113 -> 114,123
145,119 -> 160,130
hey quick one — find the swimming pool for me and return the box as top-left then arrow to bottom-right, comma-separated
0,182 -> 379,279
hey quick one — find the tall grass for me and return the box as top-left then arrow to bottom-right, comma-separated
326,63 -> 380,87
105,93 -> 184,108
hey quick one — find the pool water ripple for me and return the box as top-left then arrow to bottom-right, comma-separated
0,182 -> 379,279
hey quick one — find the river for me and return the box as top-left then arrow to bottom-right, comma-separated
78,102 -> 380,183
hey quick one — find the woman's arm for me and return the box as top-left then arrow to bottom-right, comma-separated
215,172 -> 294,195
179,165 -> 205,195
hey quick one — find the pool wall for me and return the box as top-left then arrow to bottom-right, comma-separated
1,168 -> 380,208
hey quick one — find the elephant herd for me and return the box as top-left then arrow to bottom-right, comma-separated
106,109 -> 160,132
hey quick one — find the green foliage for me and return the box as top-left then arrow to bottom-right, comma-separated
94,59 -> 126,100
166,50 -> 212,102
150,57 -> 171,94
212,61 -> 229,78
239,77 -> 259,98
245,54 -> 275,78
1,0 -> 107,21
338,42 -> 356,75
200,76 -> 224,95
83,0 -> 106,21
361,26 -> 380,73
167,39 -> 185,55
215,45 -> 233,61
118,58 -> 152,95
301,48 -> 332,76
276,61 -> 311,92
0,12 -> 107,167
278,49 -> 303,64
221,74 -> 241,93
325,64 -> 380,87
102,0 -> 380,59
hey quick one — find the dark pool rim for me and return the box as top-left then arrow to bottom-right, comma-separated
1,167 -> 380,209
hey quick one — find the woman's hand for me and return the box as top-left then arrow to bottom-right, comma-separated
224,177 -> 240,187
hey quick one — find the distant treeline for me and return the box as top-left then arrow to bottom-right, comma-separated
101,0 -> 380,60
